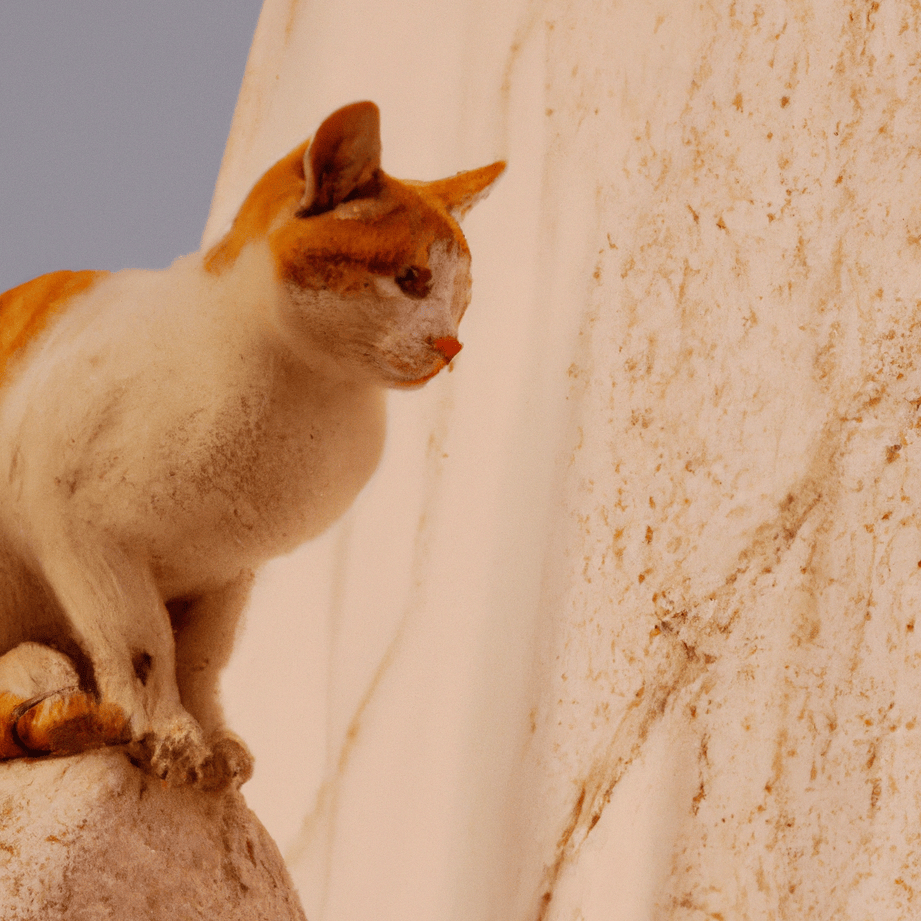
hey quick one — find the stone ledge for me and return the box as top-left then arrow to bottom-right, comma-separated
0,748 -> 306,920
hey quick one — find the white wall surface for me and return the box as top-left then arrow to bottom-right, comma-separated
213,2 -> 921,919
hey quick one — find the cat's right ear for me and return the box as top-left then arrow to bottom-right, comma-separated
298,101 -> 382,217
426,161 -> 506,220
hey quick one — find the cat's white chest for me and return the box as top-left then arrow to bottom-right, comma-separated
0,266 -> 387,599
142,364 -> 387,595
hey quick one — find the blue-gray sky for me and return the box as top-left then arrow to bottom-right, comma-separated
0,4 -> 261,291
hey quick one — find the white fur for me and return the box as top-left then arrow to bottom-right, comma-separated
0,96 -> 502,785
0,235 -> 469,781
281,241 -> 470,384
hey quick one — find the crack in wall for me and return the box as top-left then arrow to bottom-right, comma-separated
284,612 -> 407,914
533,642 -> 709,921
529,369 -> 900,919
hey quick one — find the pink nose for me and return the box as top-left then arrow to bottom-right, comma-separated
433,337 -> 463,361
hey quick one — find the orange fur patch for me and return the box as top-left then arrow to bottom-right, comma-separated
0,688 -> 130,759
268,173 -> 467,294
203,139 -> 311,275
0,692 -> 29,758
0,269 -> 108,385
203,133 -> 504,292
422,160 -> 506,218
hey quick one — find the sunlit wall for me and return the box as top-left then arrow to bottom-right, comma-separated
216,2 -> 921,919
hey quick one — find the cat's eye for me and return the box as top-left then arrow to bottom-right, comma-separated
395,265 -> 432,299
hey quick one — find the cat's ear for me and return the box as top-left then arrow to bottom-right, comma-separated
299,101 -> 382,217
426,161 -> 506,220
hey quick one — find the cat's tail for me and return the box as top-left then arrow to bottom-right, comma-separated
0,687 -> 130,759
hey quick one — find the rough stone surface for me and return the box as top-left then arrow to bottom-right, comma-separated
0,749 -> 307,920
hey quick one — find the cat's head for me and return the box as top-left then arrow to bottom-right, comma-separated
206,102 -> 504,387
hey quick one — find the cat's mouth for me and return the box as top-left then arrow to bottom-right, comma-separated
393,364 -> 447,389
390,337 -> 462,389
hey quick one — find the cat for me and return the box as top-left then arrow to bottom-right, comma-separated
0,101 -> 503,789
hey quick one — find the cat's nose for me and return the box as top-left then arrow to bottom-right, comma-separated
433,337 -> 463,362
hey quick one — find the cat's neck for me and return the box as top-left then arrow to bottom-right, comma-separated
194,239 -> 382,394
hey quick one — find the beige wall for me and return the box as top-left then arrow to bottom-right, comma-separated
214,1 -> 921,918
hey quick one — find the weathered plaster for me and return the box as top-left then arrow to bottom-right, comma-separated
215,1 -> 921,918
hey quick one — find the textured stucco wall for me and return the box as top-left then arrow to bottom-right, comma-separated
214,2 -> 921,919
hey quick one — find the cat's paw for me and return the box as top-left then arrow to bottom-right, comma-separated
141,721 -> 253,791
200,730 -> 254,792
142,716 -> 209,786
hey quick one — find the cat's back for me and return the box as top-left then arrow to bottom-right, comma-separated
0,270 -> 109,386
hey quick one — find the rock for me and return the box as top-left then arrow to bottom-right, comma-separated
0,749 -> 306,920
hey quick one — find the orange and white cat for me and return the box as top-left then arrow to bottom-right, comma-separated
0,101 -> 503,788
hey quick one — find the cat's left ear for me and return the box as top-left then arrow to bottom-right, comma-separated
426,161 -> 506,220
299,101 -> 382,217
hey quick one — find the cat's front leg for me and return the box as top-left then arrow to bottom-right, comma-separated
166,577 -> 256,791
35,528 -> 211,784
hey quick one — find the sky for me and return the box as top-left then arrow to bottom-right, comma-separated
0,4 -> 262,292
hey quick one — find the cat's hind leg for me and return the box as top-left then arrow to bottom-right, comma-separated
0,642 -> 129,758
